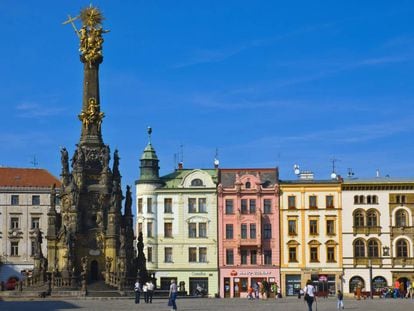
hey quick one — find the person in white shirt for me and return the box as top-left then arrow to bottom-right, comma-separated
303,279 -> 316,311
134,279 -> 142,304
169,279 -> 178,311
147,280 -> 154,303
142,282 -> 148,303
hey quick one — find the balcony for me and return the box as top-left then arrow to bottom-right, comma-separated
391,226 -> 414,236
239,238 -> 261,247
392,257 -> 414,266
353,258 -> 383,267
352,226 -> 382,235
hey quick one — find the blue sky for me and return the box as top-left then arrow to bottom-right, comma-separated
1,1 -> 414,189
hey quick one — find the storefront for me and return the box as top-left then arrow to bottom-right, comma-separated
220,268 -> 280,298
285,274 -> 301,296
310,274 -> 337,296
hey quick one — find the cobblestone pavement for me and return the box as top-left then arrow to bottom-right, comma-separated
1,297 -> 413,311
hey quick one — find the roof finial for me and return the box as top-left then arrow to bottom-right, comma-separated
147,126 -> 152,144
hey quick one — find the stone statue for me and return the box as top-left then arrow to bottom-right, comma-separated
65,226 -> 75,252
33,228 -> 43,258
125,185 -> 132,212
105,256 -> 113,272
113,149 -> 120,175
61,147 -> 69,174
50,184 -> 56,209
101,145 -> 110,171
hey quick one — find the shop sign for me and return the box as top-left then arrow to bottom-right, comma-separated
191,272 -> 206,276
230,270 -> 238,276
319,275 -> 328,282
239,271 -> 272,276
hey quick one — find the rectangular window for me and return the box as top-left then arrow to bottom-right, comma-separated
32,195 -> 40,205
165,247 -> 173,263
289,247 -> 297,262
226,249 -> 234,265
189,247 -> 197,262
326,195 -> 334,208
164,223 -> 172,238
189,223 -> 197,238
138,222 -> 143,234
226,224 -> 233,239
310,247 -> 319,262
147,247 -> 153,262
188,198 -> 197,213
250,250 -> 257,265
241,199 -> 248,214
288,219 -> 297,235
249,199 -> 256,214
241,224 -> 247,239
263,199 -> 272,214
147,222 -> 153,237
309,195 -> 317,209
225,199 -> 234,214
31,240 -> 36,256
138,198 -> 143,213
31,217 -> 40,229
309,219 -> 318,235
327,247 -> 335,262
250,224 -> 256,239
11,195 -> 19,206
11,241 -> 19,256
264,250 -> 272,264
288,195 -> 296,209
241,249 -> 248,265
199,247 -> 207,263
199,198 -> 207,213
199,223 -> 207,238
11,217 -> 19,229
263,223 -> 272,239
147,197 -> 153,213
164,198 -> 172,213
326,220 -> 335,235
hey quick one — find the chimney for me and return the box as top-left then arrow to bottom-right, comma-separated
178,162 -> 183,170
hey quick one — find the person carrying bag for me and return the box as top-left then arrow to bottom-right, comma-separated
303,279 -> 316,311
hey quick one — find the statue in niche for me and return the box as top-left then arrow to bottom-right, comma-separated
125,185 -> 132,211
60,147 -> 69,174
101,145 -> 110,171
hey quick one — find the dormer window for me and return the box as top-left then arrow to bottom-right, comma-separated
191,179 -> 203,187
245,181 -> 251,189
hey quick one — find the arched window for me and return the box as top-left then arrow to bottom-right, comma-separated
367,239 -> 379,257
366,210 -> 378,227
245,182 -> 251,189
353,210 -> 364,227
372,196 -> 378,204
395,209 -> 408,227
367,196 -> 372,204
396,239 -> 408,257
359,195 -> 365,204
349,276 -> 365,294
191,179 -> 203,186
354,195 -> 359,204
372,276 -> 387,291
354,239 -> 365,257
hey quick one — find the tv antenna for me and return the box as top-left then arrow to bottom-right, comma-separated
30,155 -> 39,168
330,157 -> 339,179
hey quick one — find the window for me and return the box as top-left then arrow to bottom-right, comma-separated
241,224 -> 247,239
372,195 -> 378,204
250,250 -> 257,264
263,223 -> 272,239
310,247 -> 319,262
396,195 -> 406,205
368,240 -> 379,257
225,224 -> 233,239
147,222 -> 153,237
396,239 -> 408,257
189,223 -> 197,238
31,217 -> 40,229
359,195 -> 364,204
10,241 -> 19,256
164,198 -> 172,213
241,199 -> 248,214
288,219 -> 297,235
326,220 -> 335,235
164,223 -> 172,238
396,209 -> 407,227
367,195 -> 372,204
189,247 -> 197,262
367,210 -> 378,227
11,195 -> 19,205
288,247 -> 297,262
147,197 -> 153,213
165,247 -> 173,262
138,223 -> 143,234
354,210 -> 364,227
288,196 -> 296,209
225,199 -> 234,214
199,198 -> 207,213
264,250 -> 272,264
241,249 -> 248,264
309,219 -> 318,235
327,246 -> 335,262
32,195 -> 40,205
188,198 -> 197,213
10,217 -> 19,229
191,178 -> 203,186
250,224 -> 256,239
309,195 -> 317,209
326,195 -> 334,208
199,223 -> 207,238
245,182 -> 251,189
354,195 -> 359,204
226,249 -> 234,265
199,247 -> 207,263
138,198 -> 143,213
147,247 -> 153,262
249,199 -> 256,213
263,199 -> 272,214
31,240 -> 36,256
354,239 -> 365,258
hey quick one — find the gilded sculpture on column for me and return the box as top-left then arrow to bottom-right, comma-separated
78,97 -> 105,130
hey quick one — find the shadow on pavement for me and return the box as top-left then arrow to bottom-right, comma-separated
0,300 -> 80,311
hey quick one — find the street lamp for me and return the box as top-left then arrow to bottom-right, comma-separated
368,259 -> 373,299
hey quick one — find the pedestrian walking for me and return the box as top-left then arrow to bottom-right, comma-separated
143,282 -> 148,303
168,279 -> 178,311
147,280 -> 154,303
134,279 -> 142,304
253,282 -> 259,299
337,290 -> 344,309
303,279 -> 316,311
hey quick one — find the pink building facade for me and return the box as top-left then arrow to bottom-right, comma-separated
218,169 -> 280,298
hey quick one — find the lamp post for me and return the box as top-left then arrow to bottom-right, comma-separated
368,259 -> 373,299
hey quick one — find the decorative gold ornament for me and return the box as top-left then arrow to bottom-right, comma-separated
78,97 -> 105,130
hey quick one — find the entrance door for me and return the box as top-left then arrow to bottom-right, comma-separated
233,278 -> 241,297
90,260 -> 99,281
224,278 -> 230,298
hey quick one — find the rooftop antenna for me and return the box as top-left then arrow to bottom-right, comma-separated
179,144 -> 184,164
347,168 -> 355,179
173,153 -> 178,170
30,155 -> 39,168
330,157 -> 339,179
147,126 -> 152,144
214,148 -> 220,168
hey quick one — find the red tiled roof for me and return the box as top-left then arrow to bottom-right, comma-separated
0,167 -> 61,188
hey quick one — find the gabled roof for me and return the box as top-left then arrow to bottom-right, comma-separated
0,167 -> 61,188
